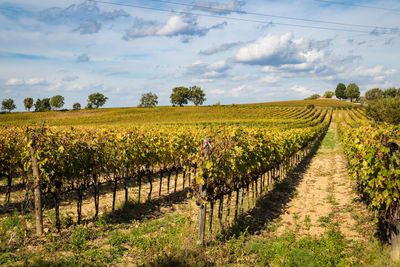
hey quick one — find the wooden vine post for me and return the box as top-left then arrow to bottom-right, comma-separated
29,133 -> 43,236
197,138 -> 210,246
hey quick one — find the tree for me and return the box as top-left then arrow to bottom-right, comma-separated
73,103 -> 81,110
24,97 -> 33,111
1,98 -> 16,112
304,94 -> 320,100
88,93 -> 108,109
170,87 -> 190,107
189,86 -> 206,106
50,95 -> 65,110
34,98 -> 51,112
383,88 -> 398,98
366,97 -> 400,124
335,83 -> 346,100
365,88 -> 383,101
139,92 -> 158,108
345,83 -> 360,102
323,91 -> 335,98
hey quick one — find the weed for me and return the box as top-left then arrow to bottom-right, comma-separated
107,229 -> 129,247
304,215 -> 312,230
70,225 -> 90,251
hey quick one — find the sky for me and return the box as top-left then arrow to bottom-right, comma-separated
0,0 -> 399,110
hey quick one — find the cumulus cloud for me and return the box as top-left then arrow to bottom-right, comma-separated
38,0 -> 130,34
124,14 -> 227,41
236,33 -> 331,66
5,78 -> 49,86
199,42 -> 242,55
193,0 -> 245,14
76,53 -> 90,62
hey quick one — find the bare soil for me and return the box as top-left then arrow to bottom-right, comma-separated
274,112 -> 369,242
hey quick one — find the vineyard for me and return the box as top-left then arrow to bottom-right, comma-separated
0,100 -> 397,265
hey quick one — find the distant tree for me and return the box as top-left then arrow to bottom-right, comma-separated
88,93 -> 108,108
335,83 -> 346,100
323,91 -> 335,98
34,98 -> 51,112
73,102 -> 81,110
304,94 -> 320,100
24,97 -> 33,111
34,99 -> 41,112
85,103 -> 93,109
50,95 -> 65,110
366,97 -> 400,124
170,86 -> 190,107
1,98 -> 16,112
383,88 -> 398,98
345,83 -> 360,102
365,88 -> 383,101
189,86 -> 206,106
139,92 -> 158,108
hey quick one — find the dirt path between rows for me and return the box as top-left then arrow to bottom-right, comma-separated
274,111 -> 369,242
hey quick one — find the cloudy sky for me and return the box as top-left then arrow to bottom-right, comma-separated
0,0 -> 399,110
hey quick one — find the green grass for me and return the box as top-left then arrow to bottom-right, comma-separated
321,130 -> 336,149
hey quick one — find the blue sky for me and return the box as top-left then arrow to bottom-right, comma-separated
0,0 -> 399,110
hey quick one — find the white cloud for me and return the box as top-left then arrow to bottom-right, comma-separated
236,33 -> 331,67
181,60 -> 231,78
290,85 -> 314,95
230,85 -> 246,97
6,78 -> 24,85
5,78 -> 49,86
192,78 -> 214,83
260,75 -> 281,84
124,15 -> 227,41
26,78 -> 49,86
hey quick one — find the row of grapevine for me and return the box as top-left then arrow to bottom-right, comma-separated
338,111 -> 400,259
194,110 -> 332,243
0,107 -> 331,241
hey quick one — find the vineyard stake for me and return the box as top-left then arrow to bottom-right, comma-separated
209,201 -> 214,242
124,165 -> 129,203
159,170 -> 163,196
29,133 -> 43,236
240,187 -> 244,215
197,138 -> 210,246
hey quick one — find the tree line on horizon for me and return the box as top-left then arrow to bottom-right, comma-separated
305,82 -> 361,102
1,86 -> 207,113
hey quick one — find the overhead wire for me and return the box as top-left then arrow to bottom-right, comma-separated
147,0 -> 398,30
314,0 -> 400,13
90,0 -> 398,34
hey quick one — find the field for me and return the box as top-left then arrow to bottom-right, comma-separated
0,99 -> 397,266
0,99 -> 352,127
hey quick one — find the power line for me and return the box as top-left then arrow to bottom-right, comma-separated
90,0 -> 388,34
147,0 -> 398,30
314,0 -> 400,13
